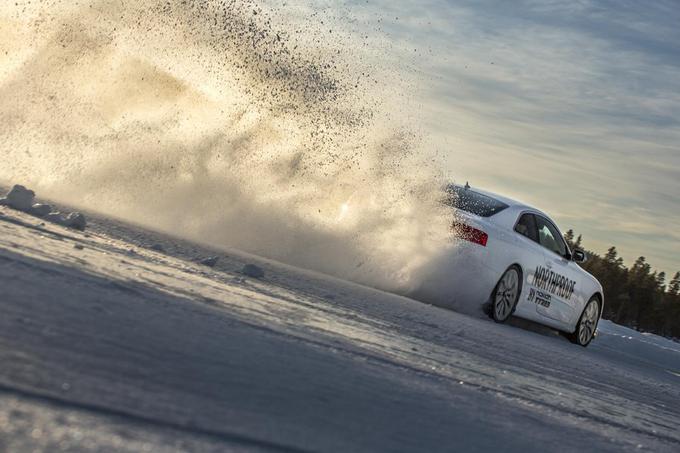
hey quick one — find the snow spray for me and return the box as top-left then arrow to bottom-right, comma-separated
0,1 -> 456,297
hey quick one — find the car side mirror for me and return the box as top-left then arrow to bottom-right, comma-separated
572,249 -> 587,263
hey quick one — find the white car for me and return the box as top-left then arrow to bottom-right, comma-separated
436,183 -> 604,347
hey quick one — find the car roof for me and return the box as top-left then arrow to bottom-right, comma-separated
449,183 -> 552,227
468,186 -> 529,208
450,183 -> 536,210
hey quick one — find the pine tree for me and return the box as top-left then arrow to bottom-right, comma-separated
630,256 -> 651,279
604,246 -> 624,268
656,271 -> 666,292
589,246 -> 627,320
627,257 -> 653,329
669,272 -> 680,296
604,246 -> 617,261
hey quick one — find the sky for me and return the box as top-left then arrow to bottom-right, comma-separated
341,0 -> 680,276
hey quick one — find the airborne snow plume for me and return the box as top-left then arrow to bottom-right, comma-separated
0,0 -> 453,295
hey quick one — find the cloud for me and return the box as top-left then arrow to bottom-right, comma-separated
346,0 -> 680,273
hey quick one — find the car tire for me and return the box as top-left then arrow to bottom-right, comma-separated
491,266 -> 522,323
568,297 -> 600,347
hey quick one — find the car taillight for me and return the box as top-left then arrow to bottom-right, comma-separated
451,221 -> 488,246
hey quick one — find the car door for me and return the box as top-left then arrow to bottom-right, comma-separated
533,215 -> 581,326
511,213 -> 550,317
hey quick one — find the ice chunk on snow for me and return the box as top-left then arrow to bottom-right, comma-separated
242,264 -> 265,279
30,203 -> 53,217
66,212 -> 87,231
0,185 -> 86,230
45,212 -> 66,224
0,185 -> 35,211
200,256 -> 219,267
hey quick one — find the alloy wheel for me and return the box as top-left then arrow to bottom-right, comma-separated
493,268 -> 519,322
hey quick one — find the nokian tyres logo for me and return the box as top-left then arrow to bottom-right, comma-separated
533,266 -> 576,300
528,288 -> 552,308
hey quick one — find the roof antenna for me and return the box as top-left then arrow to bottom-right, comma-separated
464,181 -> 470,190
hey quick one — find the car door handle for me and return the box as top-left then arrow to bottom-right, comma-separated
546,262 -> 553,269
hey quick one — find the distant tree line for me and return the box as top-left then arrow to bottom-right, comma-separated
564,230 -> 680,339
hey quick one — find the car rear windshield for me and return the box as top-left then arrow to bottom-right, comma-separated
444,185 -> 509,217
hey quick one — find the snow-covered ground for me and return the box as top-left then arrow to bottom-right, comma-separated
1,204 -> 679,452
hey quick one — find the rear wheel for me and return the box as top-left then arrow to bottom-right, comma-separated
569,297 -> 600,347
491,267 -> 521,323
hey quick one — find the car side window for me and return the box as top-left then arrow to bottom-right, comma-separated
535,216 -> 568,258
514,213 -> 538,242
